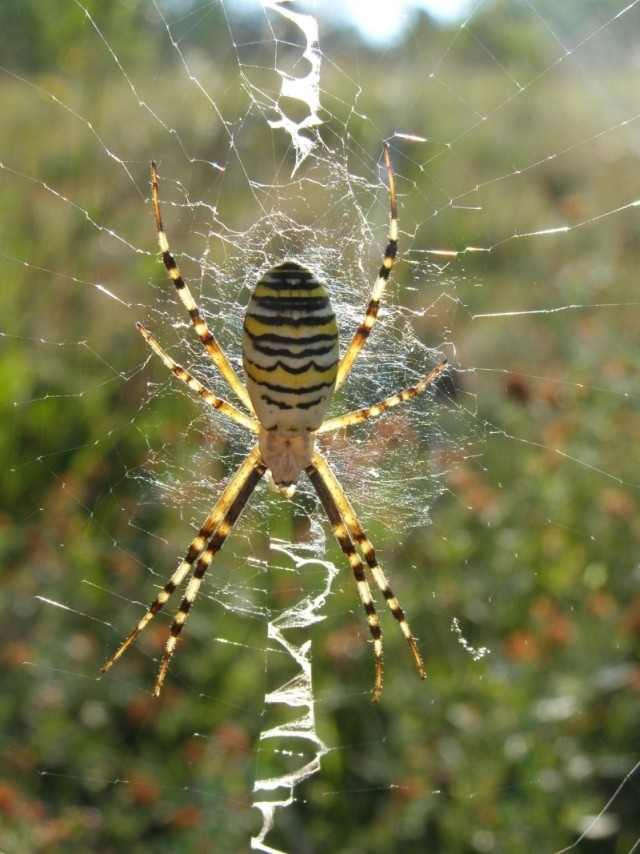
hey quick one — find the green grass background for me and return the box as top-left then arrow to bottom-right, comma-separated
1,2 -> 639,852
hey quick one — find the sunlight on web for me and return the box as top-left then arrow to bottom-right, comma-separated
451,616 -> 490,662
101,5 -> 458,845
251,543 -> 336,853
259,0 -> 323,169
83,2 -> 456,844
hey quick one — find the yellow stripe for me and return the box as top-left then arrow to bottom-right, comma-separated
252,282 -> 328,299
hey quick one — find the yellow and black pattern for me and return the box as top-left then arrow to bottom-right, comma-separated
242,262 -> 340,433
103,147 -> 449,703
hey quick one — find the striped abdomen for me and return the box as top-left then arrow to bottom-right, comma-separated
243,262 -> 339,435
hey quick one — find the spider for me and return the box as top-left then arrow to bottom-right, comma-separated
102,144 -> 447,702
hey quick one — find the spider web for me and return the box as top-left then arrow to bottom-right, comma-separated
1,1 -> 639,851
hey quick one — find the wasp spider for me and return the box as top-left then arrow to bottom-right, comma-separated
102,145 -> 447,701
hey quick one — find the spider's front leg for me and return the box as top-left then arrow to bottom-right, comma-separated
334,142 -> 398,391
150,161 -> 255,414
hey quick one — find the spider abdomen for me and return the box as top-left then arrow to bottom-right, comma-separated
243,261 -> 339,435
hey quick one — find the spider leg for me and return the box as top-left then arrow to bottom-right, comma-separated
307,450 -> 425,702
137,322 -> 259,434
305,454 -> 385,701
102,444 -> 266,695
150,161 -> 255,415
335,143 -> 398,392
318,358 -> 448,434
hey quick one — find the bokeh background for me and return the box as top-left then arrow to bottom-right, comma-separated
1,2 -> 639,852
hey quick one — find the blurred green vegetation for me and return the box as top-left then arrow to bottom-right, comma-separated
1,2 -> 639,852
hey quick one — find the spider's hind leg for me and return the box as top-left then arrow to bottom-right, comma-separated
306,456 -> 385,701
102,445 -> 266,695
306,450 -> 425,702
